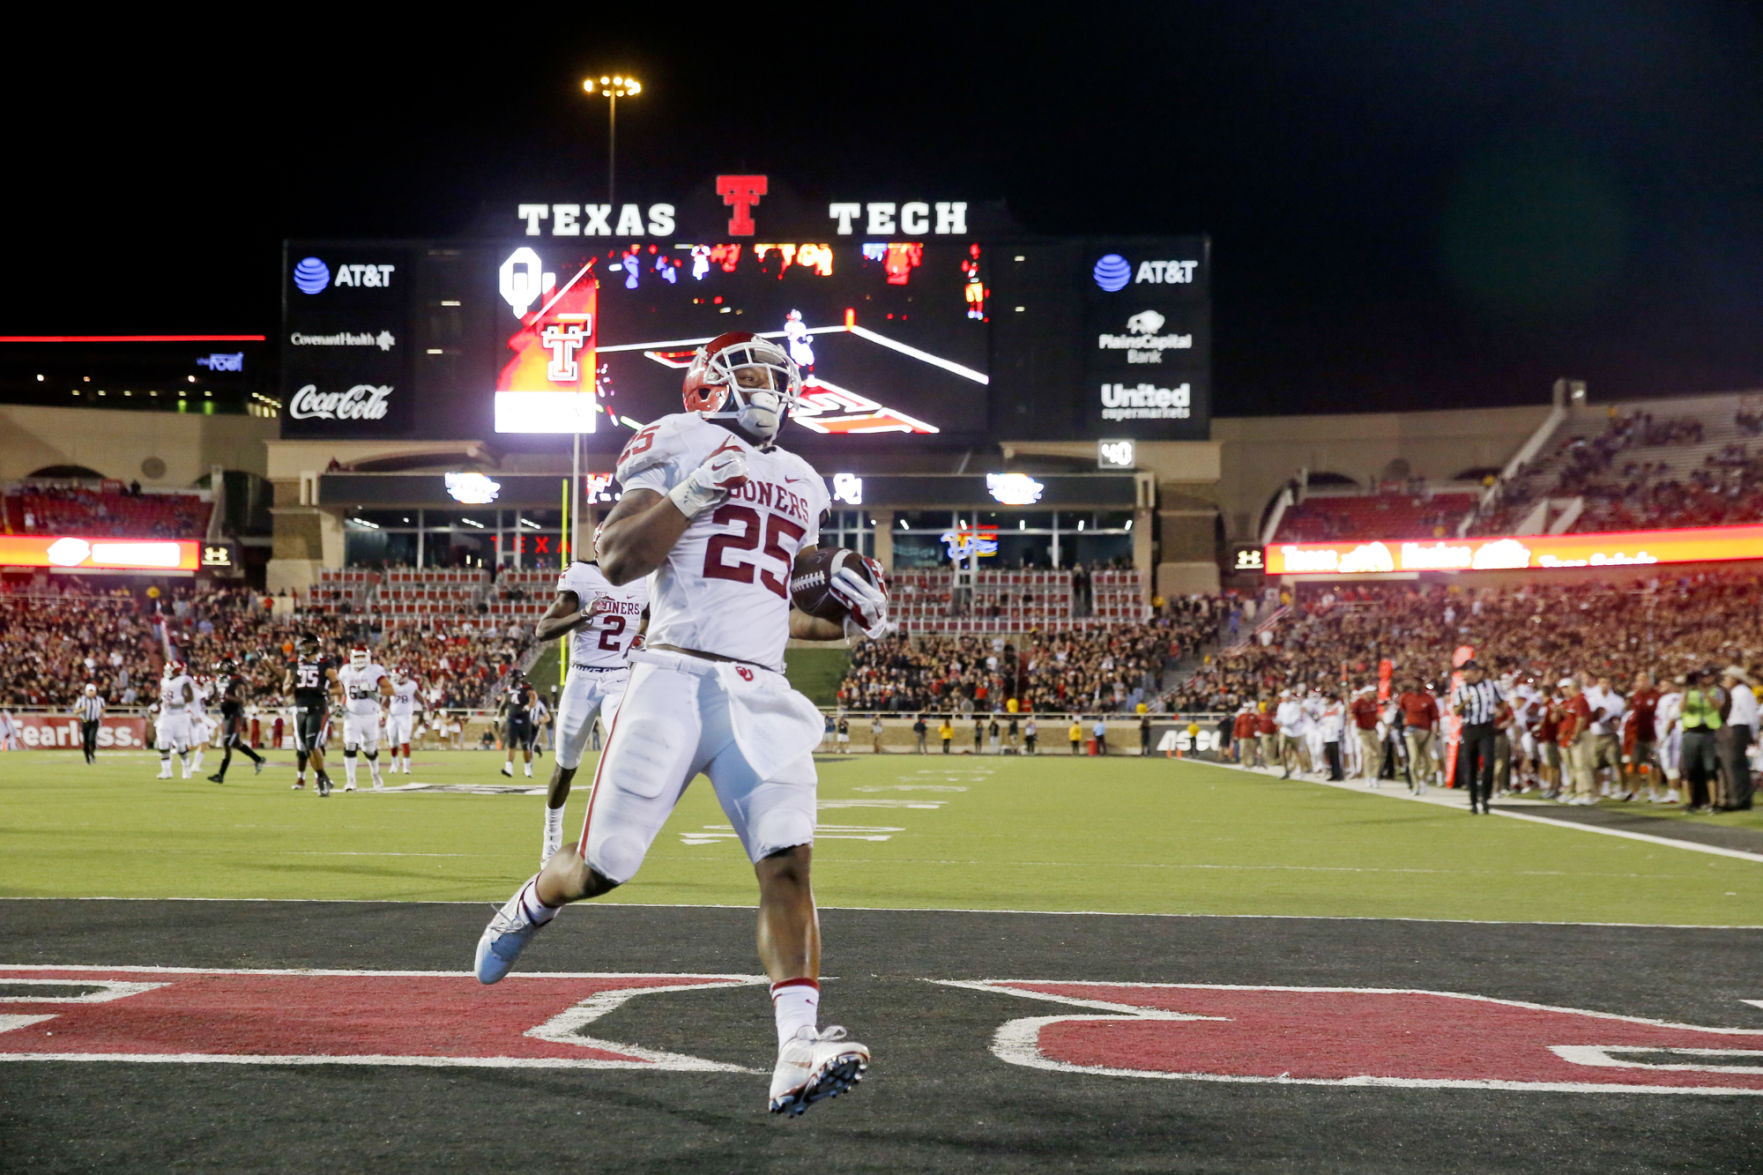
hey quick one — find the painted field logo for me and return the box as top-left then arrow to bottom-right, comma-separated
0,967 -> 763,1070
945,981 -> 1763,1095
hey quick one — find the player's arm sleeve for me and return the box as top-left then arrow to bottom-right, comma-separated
614,417 -> 684,497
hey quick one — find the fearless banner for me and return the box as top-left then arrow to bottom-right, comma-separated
1264,523 -> 1763,577
6,715 -> 148,751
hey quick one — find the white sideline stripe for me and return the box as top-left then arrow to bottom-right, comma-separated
7,898 -> 1762,931
940,979 -> 1763,1096
0,1053 -> 753,1071
0,965 -> 766,978
1209,759 -> 1763,865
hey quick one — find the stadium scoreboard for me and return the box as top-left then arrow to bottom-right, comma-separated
282,177 -> 1209,449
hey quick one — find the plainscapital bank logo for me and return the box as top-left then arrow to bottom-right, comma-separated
288,384 -> 392,421
1097,310 -> 1194,364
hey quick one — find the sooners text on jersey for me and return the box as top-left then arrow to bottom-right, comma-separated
616,413 -> 829,672
557,561 -> 648,669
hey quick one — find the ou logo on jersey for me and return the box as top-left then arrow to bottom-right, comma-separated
736,667 -> 755,682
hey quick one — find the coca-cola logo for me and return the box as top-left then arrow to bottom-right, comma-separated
289,384 -> 393,421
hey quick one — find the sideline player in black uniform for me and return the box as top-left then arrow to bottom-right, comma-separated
281,634 -> 340,796
498,671 -> 539,779
207,661 -> 265,783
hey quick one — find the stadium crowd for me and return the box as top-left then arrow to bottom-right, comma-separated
836,594 -> 1229,714
1169,573 -> 1763,714
0,582 -> 528,711
1176,573 -> 1760,810
1473,407 -> 1761,535
3,483 -> 210,538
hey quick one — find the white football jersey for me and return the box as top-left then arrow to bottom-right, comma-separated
1654,691 -> 1681,740
616,413 -> 829,672
160,674 -> 195,712
338,663 -> 390,716
557,560 -> 648,669
189,681 -> 210,717
388,679 -> 421,716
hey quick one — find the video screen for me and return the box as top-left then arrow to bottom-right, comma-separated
490,240 -> 992,444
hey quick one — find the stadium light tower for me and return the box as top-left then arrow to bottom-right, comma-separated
566,73 -> 642,568
583,74 -> 640,209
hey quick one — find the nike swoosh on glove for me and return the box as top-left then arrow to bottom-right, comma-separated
667,449 -> 749,519
831,559 -> 891,640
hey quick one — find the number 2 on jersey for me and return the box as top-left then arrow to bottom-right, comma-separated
702,504 -> 807,599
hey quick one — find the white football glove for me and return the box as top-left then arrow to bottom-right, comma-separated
667,448 -> 749,519
831,556 -> 891,640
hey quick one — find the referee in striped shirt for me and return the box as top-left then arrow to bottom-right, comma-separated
73,684 -> 105,764
1452,661 -> 1503,815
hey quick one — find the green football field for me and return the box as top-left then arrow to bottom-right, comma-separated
2,748 -> 1759,926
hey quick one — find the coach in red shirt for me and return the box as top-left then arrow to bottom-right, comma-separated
1350,687 -> 1382,780
1397,679 -> 1440,791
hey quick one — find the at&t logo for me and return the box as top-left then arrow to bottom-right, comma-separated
293,257 -> 397,294
1092,254 -> 1201,292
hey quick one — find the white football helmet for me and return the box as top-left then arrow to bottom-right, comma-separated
349,646 -> 370,670
681,331 -> 802,442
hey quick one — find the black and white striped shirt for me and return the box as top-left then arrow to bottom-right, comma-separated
1455,679 -> 1502,726
74,696 -> 104,722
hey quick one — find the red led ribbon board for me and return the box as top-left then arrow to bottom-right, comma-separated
0,536 -> 200,572
1264,523 -> 1763,576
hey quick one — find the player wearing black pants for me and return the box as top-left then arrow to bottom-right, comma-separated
73,687 -> 104,763
208,663 -> 265,784
1452,662 -> 1503,814
499,673 -> 539,779
282,635 -> 340,796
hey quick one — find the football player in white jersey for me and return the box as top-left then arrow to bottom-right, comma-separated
385,666 -> 421,774
155,660 -> 197,779
530,542 -> 649,863
474,331 -> 889,1117
336,646 -> 393,791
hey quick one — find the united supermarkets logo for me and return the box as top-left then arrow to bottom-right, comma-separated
1100,381 -> 1191,421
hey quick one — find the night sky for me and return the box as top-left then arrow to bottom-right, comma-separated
8,2 -> 1762,415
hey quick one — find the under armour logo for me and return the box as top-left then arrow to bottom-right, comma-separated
736,667 -> 754,682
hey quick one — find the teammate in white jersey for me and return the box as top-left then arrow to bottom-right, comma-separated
530,552 -> 649,863
1655,677 -> 1684,803
473,331 -> 889,1117
155,660 -> 197,779
336,647 -> 393,791
385,667 -> 421,774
